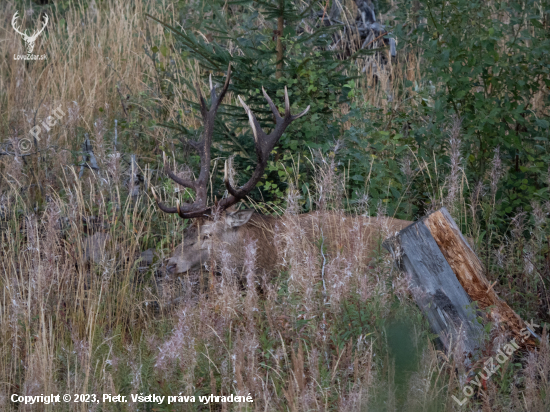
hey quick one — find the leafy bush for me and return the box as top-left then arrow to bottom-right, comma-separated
393,0 -> 550,225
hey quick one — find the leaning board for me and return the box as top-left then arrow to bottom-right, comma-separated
384,207 -> 537,356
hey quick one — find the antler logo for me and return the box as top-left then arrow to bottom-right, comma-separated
12,11 -> 49,55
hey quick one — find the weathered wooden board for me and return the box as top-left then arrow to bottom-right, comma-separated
424,208 -> 538,347
384,207 -> 538,356
383,212 -> 485,355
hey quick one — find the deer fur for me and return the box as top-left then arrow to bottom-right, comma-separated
155,70 -> 413,280
167,209 -> 412,278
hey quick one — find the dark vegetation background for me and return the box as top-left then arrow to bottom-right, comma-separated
1,0 -> 549,410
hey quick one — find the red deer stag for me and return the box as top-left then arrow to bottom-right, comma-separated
152,65 -> 412,278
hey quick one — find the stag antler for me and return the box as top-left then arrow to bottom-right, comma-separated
152,65 -> 310,218
224,87 -> 309,200
152,64 -> 232,218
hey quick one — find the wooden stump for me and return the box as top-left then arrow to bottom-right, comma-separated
384,207 -> 537,356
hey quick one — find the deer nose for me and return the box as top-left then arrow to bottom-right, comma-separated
167,258 -> 192,275
166,262 -> 176,274
167,260 -> 183,275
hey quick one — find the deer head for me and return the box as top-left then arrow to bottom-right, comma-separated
152,64 -> 310,219
165,206 -> 260,274
12,11 -> 49,54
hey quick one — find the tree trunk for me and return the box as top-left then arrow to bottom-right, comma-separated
276,12 -> 284,79
383,207 -> 538,358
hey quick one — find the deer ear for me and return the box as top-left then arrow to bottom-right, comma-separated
225,204 -> 238,213
225,209 -> 255,228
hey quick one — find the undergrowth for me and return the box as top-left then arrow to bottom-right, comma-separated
1,0 -> 549,411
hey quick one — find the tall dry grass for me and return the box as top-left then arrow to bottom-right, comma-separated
0,1 -> 549,411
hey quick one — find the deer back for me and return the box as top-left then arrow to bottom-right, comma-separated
167,211 -> 412,277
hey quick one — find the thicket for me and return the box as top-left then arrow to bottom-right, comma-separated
1,0 -> 550,410
141,0 -> 550,321
142,0 -> 550,225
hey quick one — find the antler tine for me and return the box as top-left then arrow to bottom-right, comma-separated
152,184 -> 210,217
261,87 -> 310,123
223,158 -> 240,199
224,87 -> 310,201
224,160 -> 228,184
176,199 -> 184,218
162,151 -> 196,189
196,64 -> 232,121
195,82 -> 209,119
261,87 -> 281,121
209,73 -> 218,103
238,96 -> 260,143
282,87 -> 311,120
291,104 -> 310,120
210,63 -> 232,111
284,86 -> 290,117
151,186 -> 177,214
151,186 -> 158,202
151,178 -> 191,214
282,87 -> 310,121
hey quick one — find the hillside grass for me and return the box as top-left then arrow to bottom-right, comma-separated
1,0 -> 549,411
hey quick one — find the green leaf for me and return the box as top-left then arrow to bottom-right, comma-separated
535,119 -> 549,129
530,19 -> 544,29
390,187 -> 400,199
